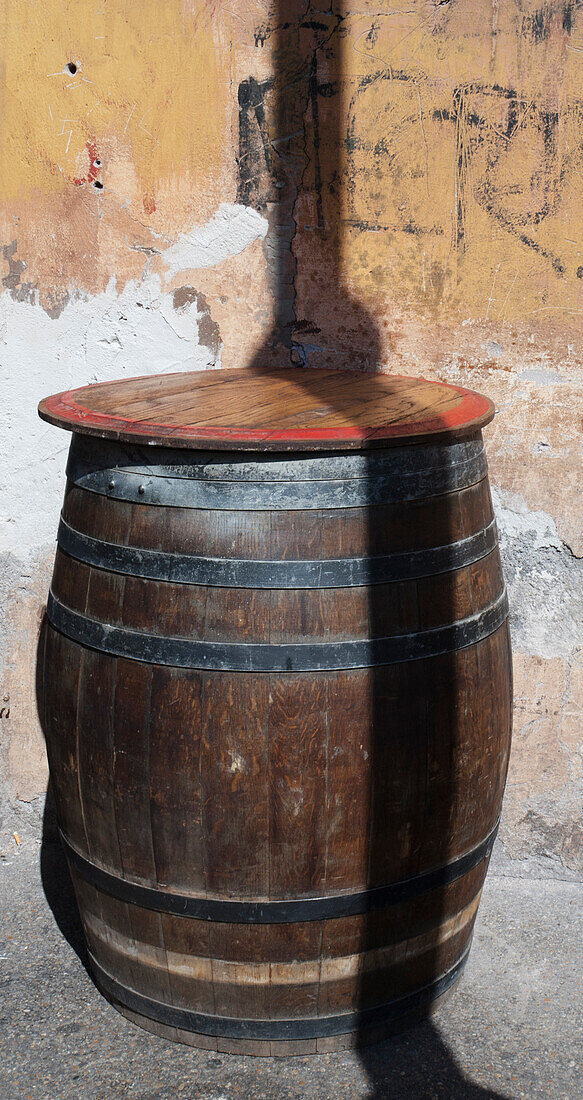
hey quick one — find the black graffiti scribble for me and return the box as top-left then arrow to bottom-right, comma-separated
452,84 -> 569,274
522,1 -> 583,40
345,67 -> 581,278
237,5 -> 583,303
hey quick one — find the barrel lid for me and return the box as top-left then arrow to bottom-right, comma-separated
38,368 -> 494,451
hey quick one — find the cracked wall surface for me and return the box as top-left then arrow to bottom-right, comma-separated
1,0 -> 582,873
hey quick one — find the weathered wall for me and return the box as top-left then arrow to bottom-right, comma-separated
1,0 -> 581,873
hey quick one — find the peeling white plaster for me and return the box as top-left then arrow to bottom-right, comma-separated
492,487 -> 583,659
163,203 -> 268,280
0,204 -> 268,559
491,487 -> 563,552
0,276 -> 216,556
518,368 -> 566,387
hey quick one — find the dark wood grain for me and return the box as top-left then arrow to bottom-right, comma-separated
111,657 -> 155,883
149,667 -> 205,893
201,673 -> 270,897
42,628 -> 86,852
324,671 -> 372,892
268,675 -> 328,896
51,552 -> 504,644
76,648 -> 121,869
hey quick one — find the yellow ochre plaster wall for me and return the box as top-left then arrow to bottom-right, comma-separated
0,0 -> 229,303
2,1 -> 583,325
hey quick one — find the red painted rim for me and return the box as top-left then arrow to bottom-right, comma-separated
38,372 -> 495,447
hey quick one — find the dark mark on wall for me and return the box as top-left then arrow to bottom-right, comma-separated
1,241 -> 26,290
309,59 -> 324,232
173,286 -> 221,362
524,4 -> 555,40
293,318 -> 321,335
172,286 -> 198,310
1,239 -> 43,309
365,18 -> 380,48
344,219 -> 443,235
237,76 -> 274,209
476,186 -> 566,274
523,1 -> 583,39
453,87 -> 470,252
197,291 -> 221,360
43,290 -> 71,320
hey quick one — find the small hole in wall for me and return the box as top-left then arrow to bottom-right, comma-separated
93,180 -> 104,190
66,62 -> 78,75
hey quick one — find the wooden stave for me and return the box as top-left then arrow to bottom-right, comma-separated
42,431 -> 512,1049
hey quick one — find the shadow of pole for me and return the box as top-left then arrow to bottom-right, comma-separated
245,1 -> 380,372
249,2 -> 511,1095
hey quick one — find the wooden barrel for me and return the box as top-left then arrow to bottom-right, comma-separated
38,369 -> 512,1054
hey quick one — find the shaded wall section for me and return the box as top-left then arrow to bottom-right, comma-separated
1,0 -> 581,873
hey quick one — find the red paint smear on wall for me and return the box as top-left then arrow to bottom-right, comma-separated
71,139 -> 100,187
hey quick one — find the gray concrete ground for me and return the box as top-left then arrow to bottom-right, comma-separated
1,824 -> 581,1100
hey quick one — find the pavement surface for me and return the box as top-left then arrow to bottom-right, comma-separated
1,823 -> 581,1100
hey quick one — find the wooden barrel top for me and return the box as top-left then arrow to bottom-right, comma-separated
38,368 -> 494,451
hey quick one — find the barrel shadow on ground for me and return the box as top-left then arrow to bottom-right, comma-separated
358,1020 -> 511,1100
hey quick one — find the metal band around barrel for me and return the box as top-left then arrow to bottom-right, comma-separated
90,946 -> 471,1040
69,433 -> 486,482
47,589 -> 508,672
66,446 -> 488,510
57,517 -> 499,589
62,823 -> 497,924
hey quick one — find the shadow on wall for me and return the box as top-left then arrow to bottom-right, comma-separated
36,620 -> 89,974
40,781 -> 89,975
244,1 -> 380,372
252,5 -> 511,1095
35,2 -> 511,1095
